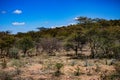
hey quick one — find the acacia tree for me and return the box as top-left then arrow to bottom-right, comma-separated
109,26 -> 120,59
64,31 -> 86,56
3,36 -> 15,56
0,31 -> 13,57
86,26 -> 102,58
76,16 -> 92,24
18,37 -> 34,56
0,33 -> 15,57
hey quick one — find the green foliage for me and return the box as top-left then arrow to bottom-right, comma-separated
64,31 -> 86,56
17,37 -> 34,56
54,63 -> 63,76
0,35 -> 15,57
55,63 -> 63,71
0,17 -> 120,60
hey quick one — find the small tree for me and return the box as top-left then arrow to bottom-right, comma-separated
64,32 -> 86,56
0,35 -> 15,57
40,38 -> 61,56
18,37 -> 34,56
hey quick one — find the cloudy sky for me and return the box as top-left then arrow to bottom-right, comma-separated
0,0 -> 120,34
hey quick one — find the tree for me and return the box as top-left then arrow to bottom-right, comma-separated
40,38 -> 61,55
76,16 -> 92,24
64,30 -> 86,56
0,34 -> 15,57
3,36 -> 15,56
18,37 -> 34,56
86,26 -> 101,58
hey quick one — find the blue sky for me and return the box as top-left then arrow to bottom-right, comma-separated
0,0 -> 120,34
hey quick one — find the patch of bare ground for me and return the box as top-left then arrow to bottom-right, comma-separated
0,52 -> 118,80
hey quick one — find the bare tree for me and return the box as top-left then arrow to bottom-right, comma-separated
40,38 -> 61,56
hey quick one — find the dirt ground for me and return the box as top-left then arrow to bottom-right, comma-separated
0,51 -> 118,80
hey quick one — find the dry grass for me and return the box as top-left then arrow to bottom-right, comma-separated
0,53 -> 119,80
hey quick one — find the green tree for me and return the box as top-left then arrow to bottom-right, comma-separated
86,26 -> 101,58
65,30 -> 86,56
3,36 -> 15,56
18,37 -> 34,56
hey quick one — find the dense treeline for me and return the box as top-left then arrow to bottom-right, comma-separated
0,17 -> 120,59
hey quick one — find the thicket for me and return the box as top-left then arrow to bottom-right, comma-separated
0,17 -> 120,59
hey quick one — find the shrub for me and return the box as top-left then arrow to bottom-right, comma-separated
11,59 -> 25,68
74,66 -> 81,76
15,67 -> 21,75
95,64 -> 101,72
84,60 -> 89,67
114,63 -> 120,74
0,71 -> 12,80
70,60 -> 76,66
1,58 -> 7,69
54,63 -> 63,76
9,47 -> 19,59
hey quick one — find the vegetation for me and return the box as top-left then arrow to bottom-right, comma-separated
17,37 -> 34,56
74,66 -> 81,76
54,63 -> 63,76
0,16 -> 120,79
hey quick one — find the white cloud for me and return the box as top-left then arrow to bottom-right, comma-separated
12,22 -> 25,26
13,9 -> 22,14
51,26 -> 56,29
1,11 -> 6,14
74,17 -> 79,20
68,22 -> 76,25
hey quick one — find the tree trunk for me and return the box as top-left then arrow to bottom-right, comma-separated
91,49 -> 95,58
75,46 -> 78,56
23,50 -> 27,56
6,48 -> 10,57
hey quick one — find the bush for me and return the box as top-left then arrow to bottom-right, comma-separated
11,59 -> 25,68
74,66 -> 81,76
54,63 -> 63,76
114,62 -> 120,75
84,60 -> 89,67
9,47 -> 19,59
0,71 -> 12,80
1,58 -> 7,69
70,60 -> 76,66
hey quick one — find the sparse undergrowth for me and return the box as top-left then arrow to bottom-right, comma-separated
0,54 -> 119,80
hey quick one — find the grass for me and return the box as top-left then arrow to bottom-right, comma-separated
0,53 -> 119,80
